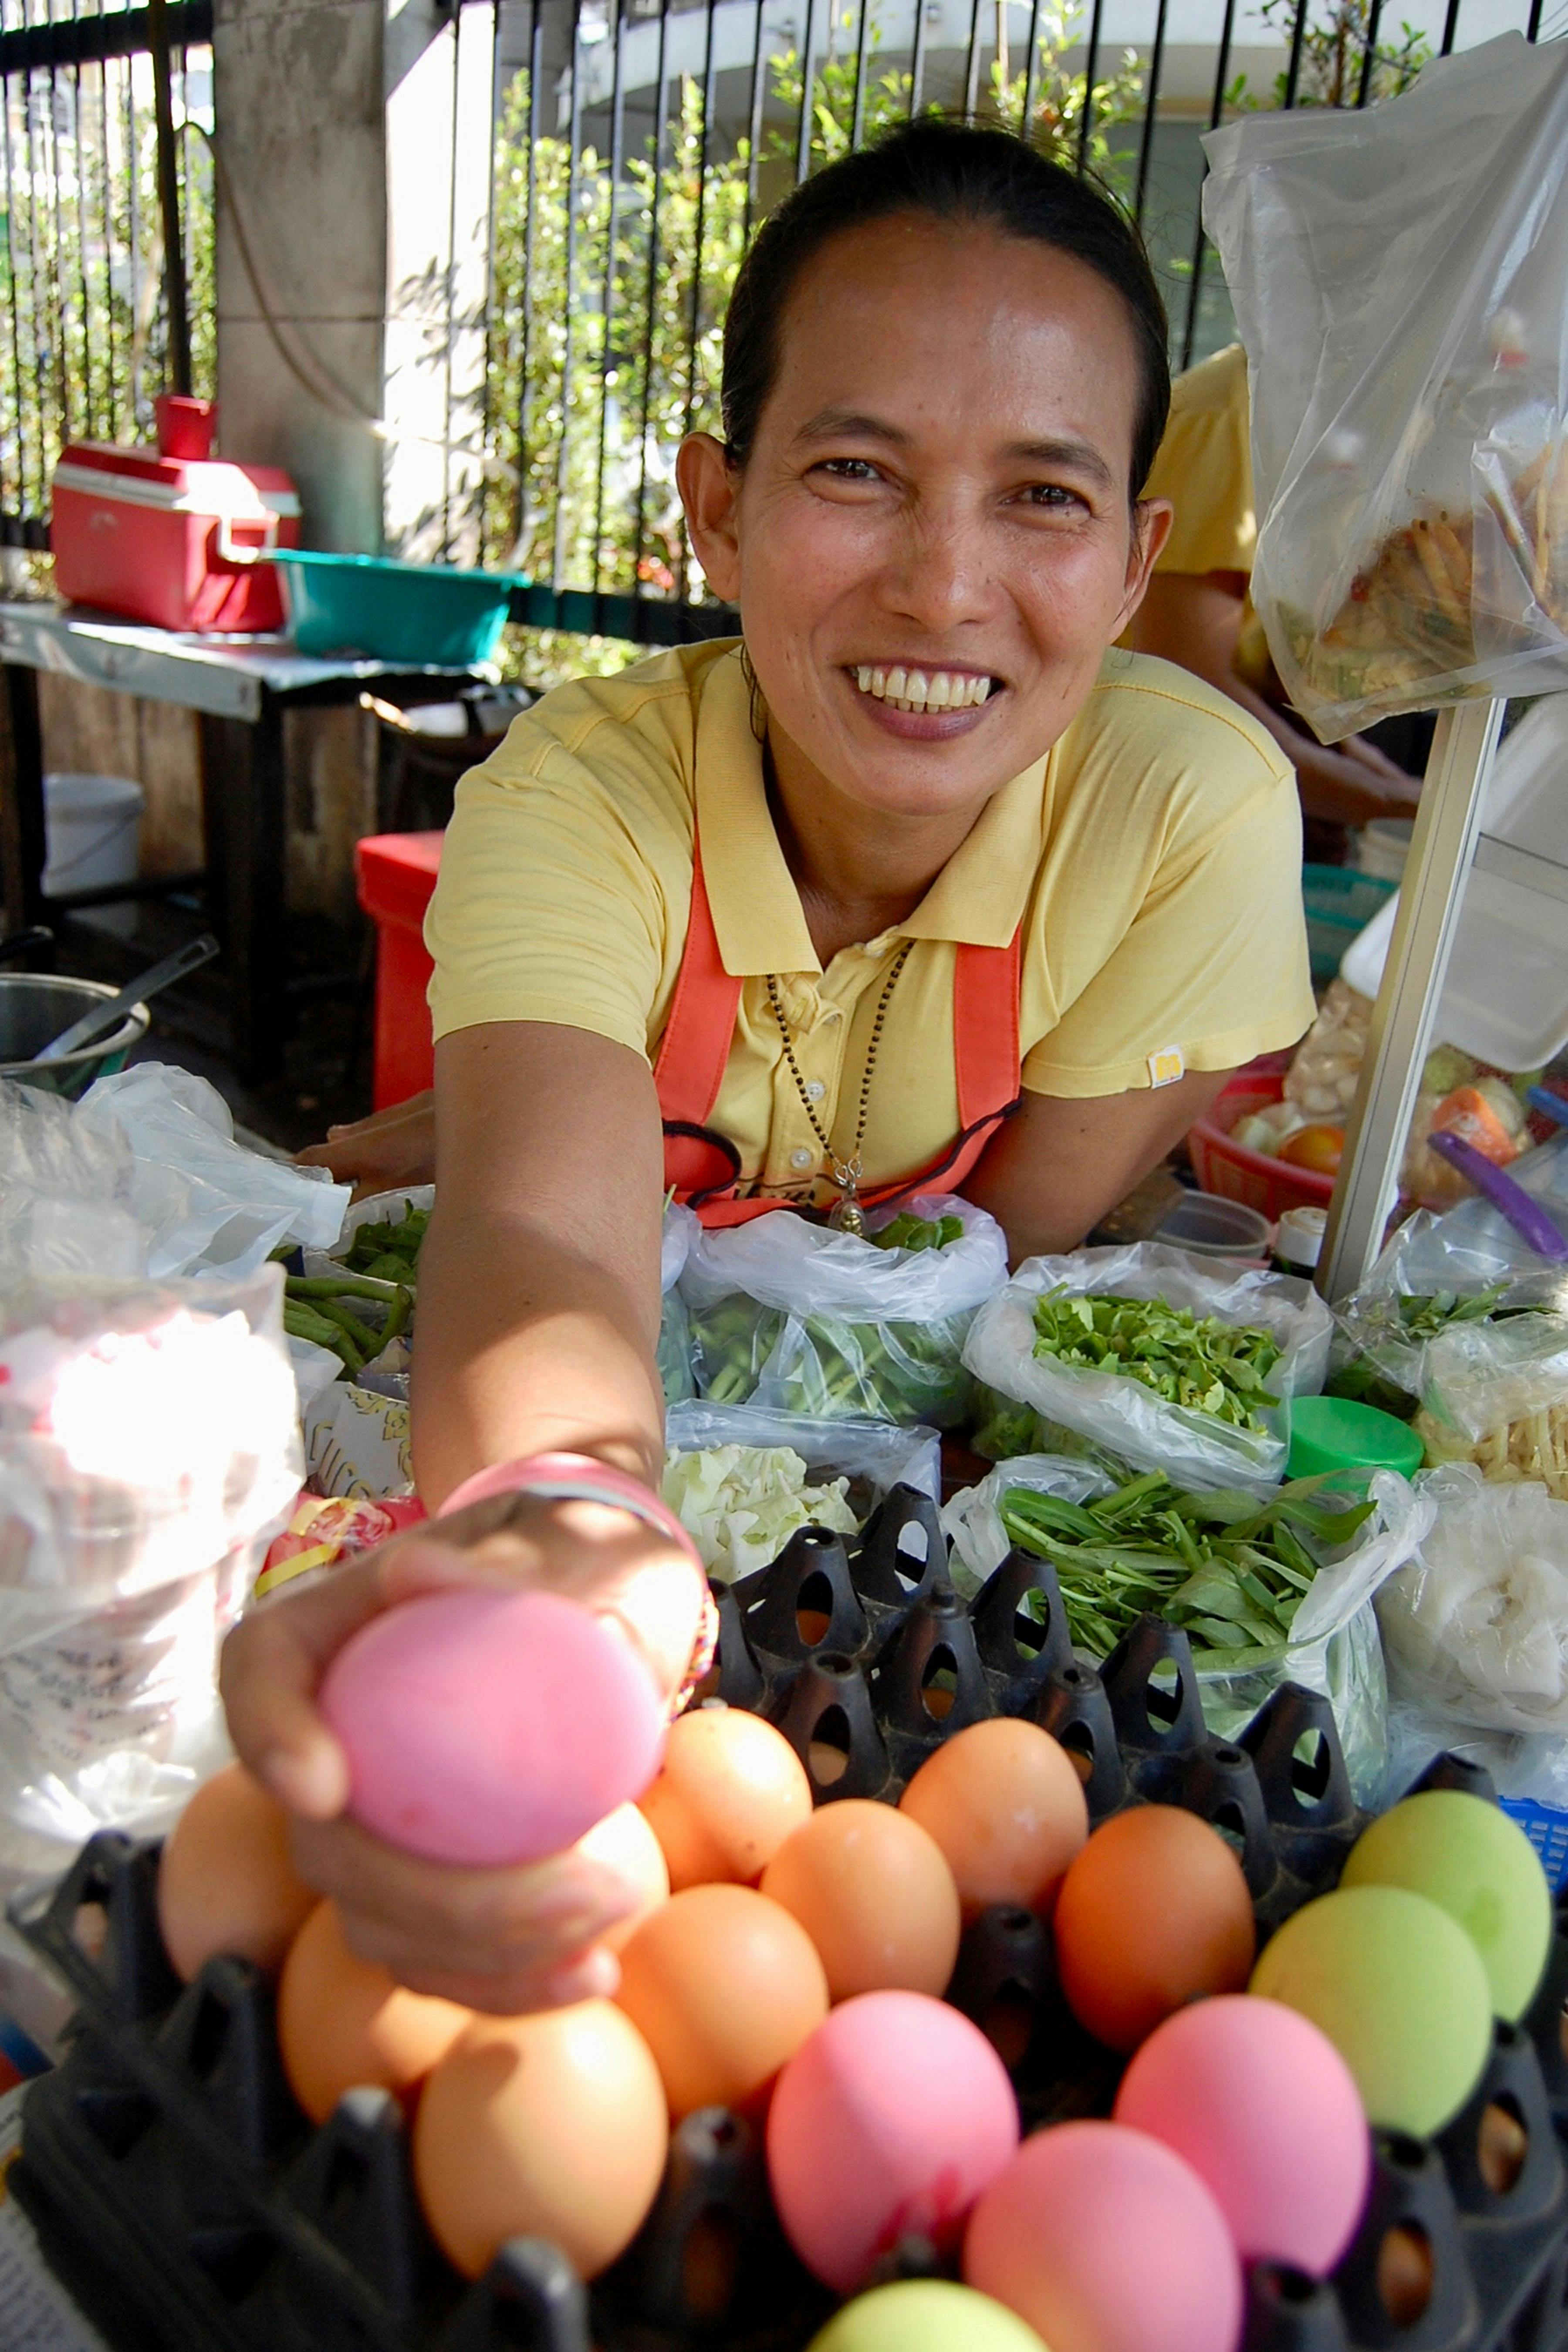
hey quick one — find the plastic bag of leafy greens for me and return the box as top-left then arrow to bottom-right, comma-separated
657,1203 -> 700,1404
681,1196 -> 1009,1428
1328,1205 -> 1567,1420
963,1244 -> 1333,1497
945,1456 -> 1430,1802
664,1399 -> 940,1581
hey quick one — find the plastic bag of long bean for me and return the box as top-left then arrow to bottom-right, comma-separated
680,1196 -> 1009,1428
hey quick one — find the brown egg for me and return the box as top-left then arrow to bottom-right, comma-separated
157,1761 -> 317,1981
638,1704 -> 813,1889
574,1801 -> 670,1953
278,1901 -> 471,2123
760,1800 -> 962,2002
898,1719 -> 1089,1921
615,1882 -> 829,2116
414,2000 -> 668,2280
1053,1805 -> 1256,2053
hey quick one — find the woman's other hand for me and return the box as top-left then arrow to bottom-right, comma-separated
220,1493 -> 705,2013
297,1091 -> 436,1199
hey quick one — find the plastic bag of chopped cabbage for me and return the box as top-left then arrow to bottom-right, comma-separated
662,1400 -> 939,1581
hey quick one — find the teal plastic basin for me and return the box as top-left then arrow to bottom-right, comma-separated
1302,864 -> 1397,985
270,551 -> 524,667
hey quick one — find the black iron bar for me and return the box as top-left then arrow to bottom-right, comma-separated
1355,0 -> 1384,102
0,1 -> 209,77
514,0 -> 542,558
44,55 -> 75,442
1,69 -> 30,519
963,0 -> 984,113
1132,0 -> 1169,226
69,0 -> 95,436
743,0 -> 766,233
1074,0 -> 1104,171
440,2 -> 465,561
1439,0 -> 1460,52
850,0 -> 871,147
19,57 -> 58,499
1179,0 -> 1237,368
92,32 -> 119,438
478,0 -> 501,561
552,0 -> 585,589
1021,0 -> 1044,132
591,0 -> 626,592
793,0 -> 814,181
909,0 -> 929,113
631,0 -> 669,592
146,0 -> 190,393
1526,0 -> 1543,35
1281,0 -> 1309,110
676,0 -> 718,602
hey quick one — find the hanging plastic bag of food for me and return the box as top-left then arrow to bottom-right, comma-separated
1202,33 -> 1568,739
962,1244 -> 1334,1494
680,1196 -> 1009,1428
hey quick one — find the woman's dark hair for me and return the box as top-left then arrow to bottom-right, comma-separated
721,117 -> 1171,498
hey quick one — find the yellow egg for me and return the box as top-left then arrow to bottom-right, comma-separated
277,1901 -> 471,2124
899,1720 -> 1088,1921
639,1704 -> 813,1889
157,1762 -> 317,1981
414,2001 -> 669,2280
760,1800 -> 962,2001
615,1882 -> 829,2116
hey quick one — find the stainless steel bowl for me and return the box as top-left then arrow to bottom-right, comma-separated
0,973 -> 149,1097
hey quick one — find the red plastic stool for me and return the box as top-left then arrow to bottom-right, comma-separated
355,831 -> 443,1109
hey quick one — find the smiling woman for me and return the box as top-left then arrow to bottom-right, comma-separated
235,120 -> 1315,2018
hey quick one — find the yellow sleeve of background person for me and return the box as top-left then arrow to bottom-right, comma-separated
425,641 -> 1313,1208
1140,340 -> 1274,689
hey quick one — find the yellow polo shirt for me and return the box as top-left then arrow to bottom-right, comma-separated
426,638 -> 1313,1209
1146,341 -> 1256,580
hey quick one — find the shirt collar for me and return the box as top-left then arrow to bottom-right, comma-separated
694,642 -> 1050,973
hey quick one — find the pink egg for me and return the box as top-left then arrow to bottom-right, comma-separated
767,1990 -> 1019,2294
964,2121 -> 1243,2352
1114,1995 -> 1369,2277
320,1588 -> 667,1866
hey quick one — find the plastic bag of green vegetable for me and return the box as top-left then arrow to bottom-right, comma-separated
663,1399 -> 940,1579
680,1195 -> 1008,1427
943,1452 -> 1432,1801
963,1244 -> 1333,1494
1327,1205 -> 1565,1419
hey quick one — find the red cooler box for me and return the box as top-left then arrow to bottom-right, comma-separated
51,442 -> 301,633
356,831 -> 443,1110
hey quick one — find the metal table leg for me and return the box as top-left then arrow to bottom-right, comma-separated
199,691 -> 287,1085
0,663 -> 46,936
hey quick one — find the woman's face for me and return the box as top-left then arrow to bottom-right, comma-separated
681,214 -> 1172,822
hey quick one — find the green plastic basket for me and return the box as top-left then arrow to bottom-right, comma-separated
270,550 -> 525,667
1302,863 -> 1396,984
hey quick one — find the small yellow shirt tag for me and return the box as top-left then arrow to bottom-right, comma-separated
1147,1046 -> 1186,1088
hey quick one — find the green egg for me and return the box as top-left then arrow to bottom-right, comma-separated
1340,1790 -> 1552,2023
808,2281 -> 1046,2352
1250,1883 -> 1493,2137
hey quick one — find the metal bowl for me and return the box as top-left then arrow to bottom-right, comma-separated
0,973 -> 149,1098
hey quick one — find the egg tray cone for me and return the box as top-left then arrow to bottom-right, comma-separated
4,1484 -> 1568,2352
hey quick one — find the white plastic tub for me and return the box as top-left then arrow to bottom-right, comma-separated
42,772 -> 144,939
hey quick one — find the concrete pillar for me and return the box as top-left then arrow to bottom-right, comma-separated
212,0 -> 388,552
382,0 -> 496,563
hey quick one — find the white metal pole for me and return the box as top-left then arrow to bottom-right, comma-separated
1318,696 -> 1507,1301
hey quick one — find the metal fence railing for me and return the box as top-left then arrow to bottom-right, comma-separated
418,0 -> 1561,645
0,0 -> 213,553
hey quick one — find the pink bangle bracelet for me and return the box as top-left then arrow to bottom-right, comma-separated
435,1451 -> 716,1715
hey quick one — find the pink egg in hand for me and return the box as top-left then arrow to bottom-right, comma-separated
964,2121 -> 1243,2352
1114,1995 -> 1370,2278
320,1587 -> 668,1867
767,1990 -> 1019,2295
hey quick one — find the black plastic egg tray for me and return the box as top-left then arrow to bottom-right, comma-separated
10,1481 -> 1568,2352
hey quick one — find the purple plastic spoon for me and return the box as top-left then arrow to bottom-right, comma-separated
1428,1129 -> 1568,1263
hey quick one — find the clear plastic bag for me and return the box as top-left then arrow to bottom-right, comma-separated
81,1064 -> 348,1278
681,1197 -> 1009,1428
961,1244 -> 1333,1495
658,1203 -> 700,1405
1203,34 -> 1568,739
946,1456 -> 1428,1801
663,1399 -> 940,1580
1327,1205 -> 1564,1416
0,1268 -> 301,1872
1379,1461 -> 1568,1735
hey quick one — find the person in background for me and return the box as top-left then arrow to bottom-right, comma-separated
1129,341 -> 1423,861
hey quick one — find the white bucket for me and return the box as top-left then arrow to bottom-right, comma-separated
42,772 -> 144,939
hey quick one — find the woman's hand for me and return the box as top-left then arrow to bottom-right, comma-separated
220,1492 -> 706,2013
297,1091 -> 436,1199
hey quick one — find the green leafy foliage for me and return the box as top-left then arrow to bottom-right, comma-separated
1030,1289 -> 1283,1431
1000,1470 -> 1374,1662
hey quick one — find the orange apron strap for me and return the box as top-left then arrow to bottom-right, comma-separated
954,928 -> 1022,1132
652,838 -> 743,1128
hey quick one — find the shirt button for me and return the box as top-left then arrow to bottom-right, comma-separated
804,1080 -> 825,1102
789,1147 -> 814,1170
